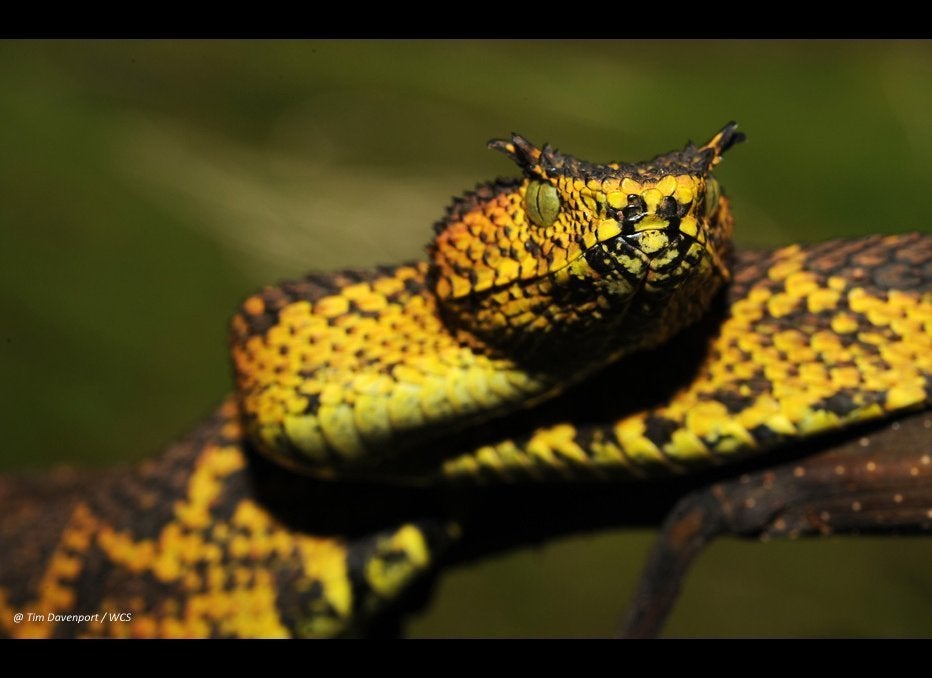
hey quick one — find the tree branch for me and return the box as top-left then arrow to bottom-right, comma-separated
620,409 -> 932,638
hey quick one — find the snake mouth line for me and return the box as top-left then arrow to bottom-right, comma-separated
581,224 -> 707,279
462,224 -> 704,298
623,226 -> 703,254
472,224 -> 709,297
630,227 -> 709,270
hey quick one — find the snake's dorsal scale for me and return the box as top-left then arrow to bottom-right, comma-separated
232,125 -> 743,476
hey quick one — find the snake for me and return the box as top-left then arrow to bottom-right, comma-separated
1,124 -> 930,637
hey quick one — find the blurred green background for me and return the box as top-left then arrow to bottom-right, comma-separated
2,40 -> 931,637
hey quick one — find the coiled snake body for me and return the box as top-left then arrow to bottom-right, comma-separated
1,125 -> 930,637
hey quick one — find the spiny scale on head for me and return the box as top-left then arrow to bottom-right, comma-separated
484,121 -> 744,183
432,179 -> 522,236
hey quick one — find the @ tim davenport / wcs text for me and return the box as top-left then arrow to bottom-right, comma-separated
12,612 -> 132,624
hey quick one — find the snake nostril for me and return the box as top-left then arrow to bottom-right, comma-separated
657,196 -> 678,220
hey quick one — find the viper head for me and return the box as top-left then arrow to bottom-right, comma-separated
430,123 -> 743,361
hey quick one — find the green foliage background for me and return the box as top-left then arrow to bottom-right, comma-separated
2,40 -> 931,636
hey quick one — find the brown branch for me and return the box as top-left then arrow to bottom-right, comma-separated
620,409 -> 932,638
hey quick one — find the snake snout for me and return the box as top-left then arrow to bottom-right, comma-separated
622,229 -> 670,257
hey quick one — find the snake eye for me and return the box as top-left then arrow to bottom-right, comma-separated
703,177 -> 721,220
525,180 -> 561,228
